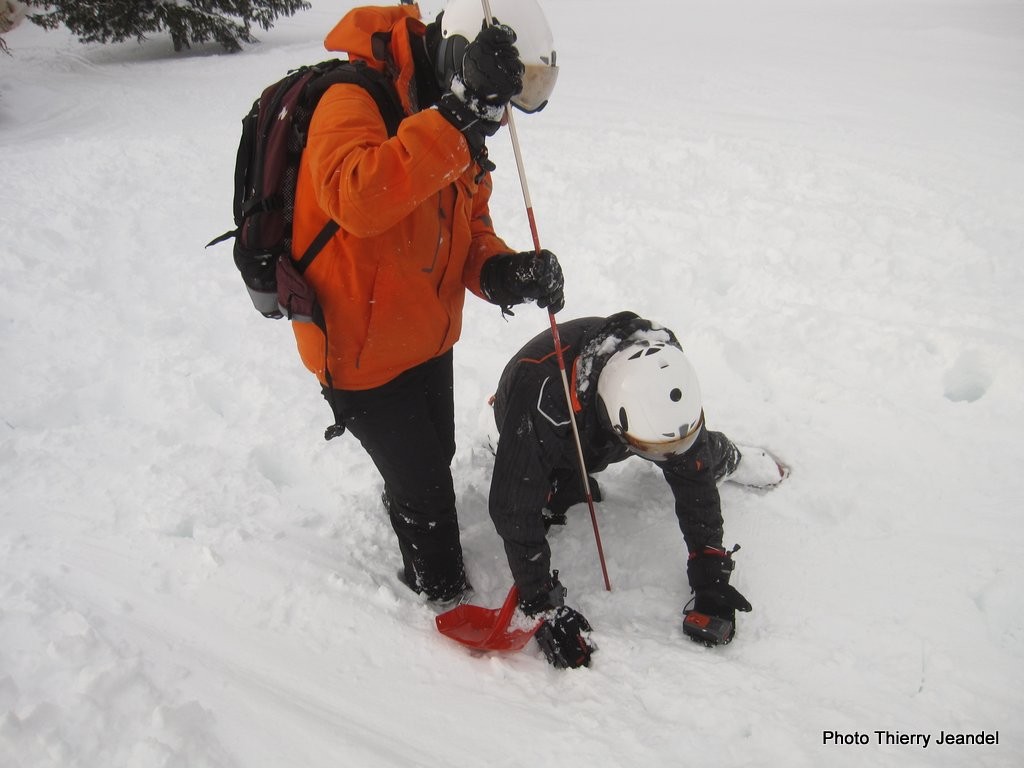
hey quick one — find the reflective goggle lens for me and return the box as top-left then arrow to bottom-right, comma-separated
512,64 -> 558,113
621,411 -> 705,462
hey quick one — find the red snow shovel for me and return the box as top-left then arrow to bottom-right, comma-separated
435,585 -> 542,652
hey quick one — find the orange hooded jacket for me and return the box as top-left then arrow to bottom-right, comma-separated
290,4 -> 513,391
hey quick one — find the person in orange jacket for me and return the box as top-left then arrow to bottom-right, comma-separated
292,1 -> 563,603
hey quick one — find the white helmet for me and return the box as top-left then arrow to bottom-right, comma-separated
434,0 -> 558,113
597,341 -> 705,461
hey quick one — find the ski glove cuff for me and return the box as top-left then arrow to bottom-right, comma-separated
436,93 -> 499,174
520,573 -> 567,617
480,250 -> 565,314
687,545 -> 738,591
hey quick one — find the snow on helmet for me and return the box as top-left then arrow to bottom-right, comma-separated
597,341 -> 705,461
434,0 -> 558,113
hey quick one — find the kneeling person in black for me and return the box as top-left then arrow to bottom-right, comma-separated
487,311 -> 787,668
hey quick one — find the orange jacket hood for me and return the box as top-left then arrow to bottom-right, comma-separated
324,4 -> 425,114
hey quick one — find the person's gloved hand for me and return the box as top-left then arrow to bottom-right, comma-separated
436,24 -> 523,172
534,606 -> 594,669
685,545 -> 752,645
520,571 -> 595,669
458,23 -> 524,120
480,250 -> 565,314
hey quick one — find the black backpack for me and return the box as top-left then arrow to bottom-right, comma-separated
208,59 -> 404,324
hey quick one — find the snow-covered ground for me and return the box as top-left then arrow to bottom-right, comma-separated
2,1 -> 1022,766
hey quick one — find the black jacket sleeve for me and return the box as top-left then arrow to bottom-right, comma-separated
660,429 -> 727,556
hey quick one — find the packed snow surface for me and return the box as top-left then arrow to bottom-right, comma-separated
2,1 -> 1022,766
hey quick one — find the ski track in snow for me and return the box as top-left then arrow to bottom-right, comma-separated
2,1 -> 1023,766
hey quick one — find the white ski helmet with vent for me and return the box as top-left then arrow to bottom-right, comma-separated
597,341 -> 705,461
433,0 -> 558,113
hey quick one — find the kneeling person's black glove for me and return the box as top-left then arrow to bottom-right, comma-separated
481,250 -> 565,314
535,606 -> 594,669
521,571 -> 595,669
684,545 -> 752,646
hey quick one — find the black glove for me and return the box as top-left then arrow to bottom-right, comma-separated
535,606 -> 594,670
520,571 -> 595,670
685,545 -> 752,645
480,250 -> 565,314
460,23 -> 524,116
437,24 -> 522,174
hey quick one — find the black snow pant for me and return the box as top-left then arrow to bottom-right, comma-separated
323,350 -> 467,601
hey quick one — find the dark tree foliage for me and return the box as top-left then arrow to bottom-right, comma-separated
25,0 -> 311,53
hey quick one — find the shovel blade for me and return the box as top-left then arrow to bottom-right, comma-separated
435,585 -> 541,652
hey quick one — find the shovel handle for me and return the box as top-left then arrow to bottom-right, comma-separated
492,586 -> 544,647
485,585 -> 522,644
487,585 -> 544,647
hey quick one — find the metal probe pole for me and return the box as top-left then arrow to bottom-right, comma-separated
480,0 -> 611,591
